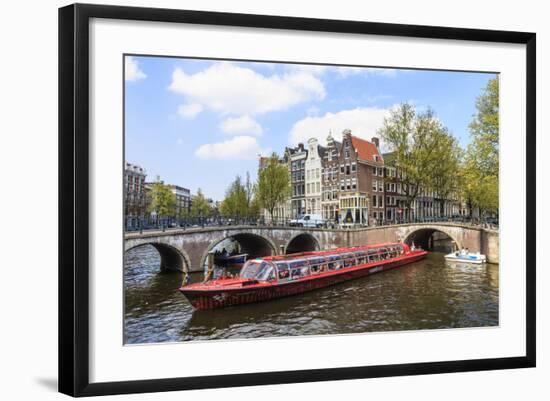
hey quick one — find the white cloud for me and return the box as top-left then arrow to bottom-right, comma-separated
306,106 -> 321,116
289,107 -> 391,147
287,64 -> 398,78
195,136 -> 268,160
285,64 -> 328,76
168,62 -> 325,116
220,115 -> 263,136
177,103 -> 203,119
336,66 -> 398,78
125,56 -> 146,82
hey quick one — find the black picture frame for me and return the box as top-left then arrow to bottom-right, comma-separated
59,3 -> 536,397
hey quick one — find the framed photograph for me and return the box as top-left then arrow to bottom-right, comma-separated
59,3 -> 536,397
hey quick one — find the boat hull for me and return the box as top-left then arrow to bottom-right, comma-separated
180,251 -> 426,310
444,253 -> 486,264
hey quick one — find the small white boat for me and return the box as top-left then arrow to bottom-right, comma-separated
444,251 -> 487,264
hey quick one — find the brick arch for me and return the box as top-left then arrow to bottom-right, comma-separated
284,232 -> 321,254
125,242 -> 191,272
402,226 -> 461,251
200,232 -> 278,269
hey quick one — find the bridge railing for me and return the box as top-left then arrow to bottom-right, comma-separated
124,215 -> 498,233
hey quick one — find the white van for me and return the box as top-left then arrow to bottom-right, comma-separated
289,214 -> 326,228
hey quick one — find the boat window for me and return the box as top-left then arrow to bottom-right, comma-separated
343,258 -> 354,267
256,263 -> 276,281
289,259 -> 308,269
240,261 -> 262,279
241,260 -> 274,280
276,262 -> 290,279
290,267 -> 304,279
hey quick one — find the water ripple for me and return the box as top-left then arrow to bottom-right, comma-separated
124,246 -> 499,344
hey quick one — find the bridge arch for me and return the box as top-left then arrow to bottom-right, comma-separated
125,242 -> 190,272
200,232 -> 278,268
284,232 -> 320,254
403,226 -> 460,252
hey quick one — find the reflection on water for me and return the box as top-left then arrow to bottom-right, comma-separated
124,245 -> 499,344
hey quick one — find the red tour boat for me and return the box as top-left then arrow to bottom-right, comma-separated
179,242 -> 427,310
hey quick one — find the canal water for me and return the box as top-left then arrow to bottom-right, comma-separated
124,245 -> 499,344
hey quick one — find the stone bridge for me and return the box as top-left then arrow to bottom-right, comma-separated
124,223 -> 499,272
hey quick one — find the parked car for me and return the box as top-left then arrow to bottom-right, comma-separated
289,214 -> 326,228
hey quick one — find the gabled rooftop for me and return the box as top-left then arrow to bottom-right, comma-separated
350,136 -> 384,165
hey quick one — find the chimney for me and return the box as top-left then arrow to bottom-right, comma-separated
371,137 -> 380,148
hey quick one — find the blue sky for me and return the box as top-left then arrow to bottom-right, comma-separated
125,55 -> 496,201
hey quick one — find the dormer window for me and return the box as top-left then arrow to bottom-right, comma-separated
374,155 -> 380,162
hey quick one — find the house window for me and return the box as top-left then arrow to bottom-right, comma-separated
346,165 -> 350,175
372,180 -> 377,191
351,162 -> 357,172
340,164 -> 345,174
373,195 -> 377,207
373,167 -> 377,176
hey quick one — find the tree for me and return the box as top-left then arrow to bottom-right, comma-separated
255,153 -> 291,223
469,77 -> 499,179
463,77 -> 499,216
147,182 -> 177,219
245,171 -> 254,214
220,175 -> 248,218
190,188 -> 212,218
427,129 -> 463,215
377,103 -> 452,219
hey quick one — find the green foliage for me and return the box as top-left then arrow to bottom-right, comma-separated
255,153 -> 291,222
469,78 -> 499,179
427,129 -> 463,212
378,103 -> 458,217
220,175 -> 248,217
462,78 -> 499,215
147,182 -> 177,218
190,188 -> 212,218
220,172 -> 260,218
